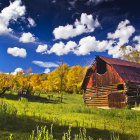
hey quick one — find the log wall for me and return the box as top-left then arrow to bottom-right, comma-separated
126,82 -> 140,104
83,63 -> 123,89
84,84 -> 127,108
83,59 -> 140,108
84,87 -> 108,107
92,64 -> 123,87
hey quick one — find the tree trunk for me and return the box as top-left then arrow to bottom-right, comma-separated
0,87 -> 10,96
26,83 -> 31,95
61,93 -> 63,103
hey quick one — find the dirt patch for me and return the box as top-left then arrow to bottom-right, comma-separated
97,107 -> 111,109
132,107 -> 140,111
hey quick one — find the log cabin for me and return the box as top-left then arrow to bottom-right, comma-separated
82,55 -> 140,108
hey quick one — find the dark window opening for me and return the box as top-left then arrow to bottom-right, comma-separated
117,84 -> 124,90
96,58 -> 107,74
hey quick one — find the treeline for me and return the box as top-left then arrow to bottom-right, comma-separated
0,64 -> 88,95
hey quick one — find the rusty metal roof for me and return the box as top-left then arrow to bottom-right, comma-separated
98,55 -> 140,83
112,65 -> 140,83
98,55 -> 140,68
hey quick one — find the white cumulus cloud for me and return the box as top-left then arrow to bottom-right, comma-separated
28,17 -> 36,27
7,47 -> 27,58
53,13 -> 100,40
133,35 -> 140,43
0,0 -> 26,35
32,61 -> 58,68
74,36 -> 113,55
19,32 -> 36,43
107,19 -> 135,47
107,19 -> 135,58
44,68 -> 51,73
36,44 -> 48,53
47,36 -> 112,56
133,36 -> 140,52
48,19 -> 136,59
11,68 -> 23,75
48,41 -> 77,55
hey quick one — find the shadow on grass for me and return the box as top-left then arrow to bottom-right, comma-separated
0,112 -> 137,140
0,93 -> 60,104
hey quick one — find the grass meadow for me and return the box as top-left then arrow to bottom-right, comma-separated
0,91 -> 140,140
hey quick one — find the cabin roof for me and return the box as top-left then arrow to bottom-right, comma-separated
97,55 -> 140,68
97,55 -> 140,83
112,65 -> 140,83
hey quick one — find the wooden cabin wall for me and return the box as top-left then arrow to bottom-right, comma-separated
92,64 -> 123,87
84,63 -> 127,108
125,82 -> 140,104
87,73 -> 93,88
83,63 -> 124,89
83,57 -> 140,108
84,84 -> 127,108
83,63 -> 96,89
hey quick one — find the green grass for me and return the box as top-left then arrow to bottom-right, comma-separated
0,91 -> 140,140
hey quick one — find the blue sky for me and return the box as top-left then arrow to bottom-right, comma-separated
0,0 -> 140,74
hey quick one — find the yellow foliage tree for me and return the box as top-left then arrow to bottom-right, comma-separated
30,73 -> 43,91
12,69 -> 33,95
0,73 -> 13,95
0,65 -> 88,95
47,64 -> 69,92
120,44 -> 140,63
67,65 -> 87,93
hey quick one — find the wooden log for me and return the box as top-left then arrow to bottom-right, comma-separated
85,101 -> 108,104
85,97 -> 108,99
86,102 -> 108,105
86,98 -> 108,101
85,93 -> 108,96
87,104 -> 108,106
85,97 -> 108,100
